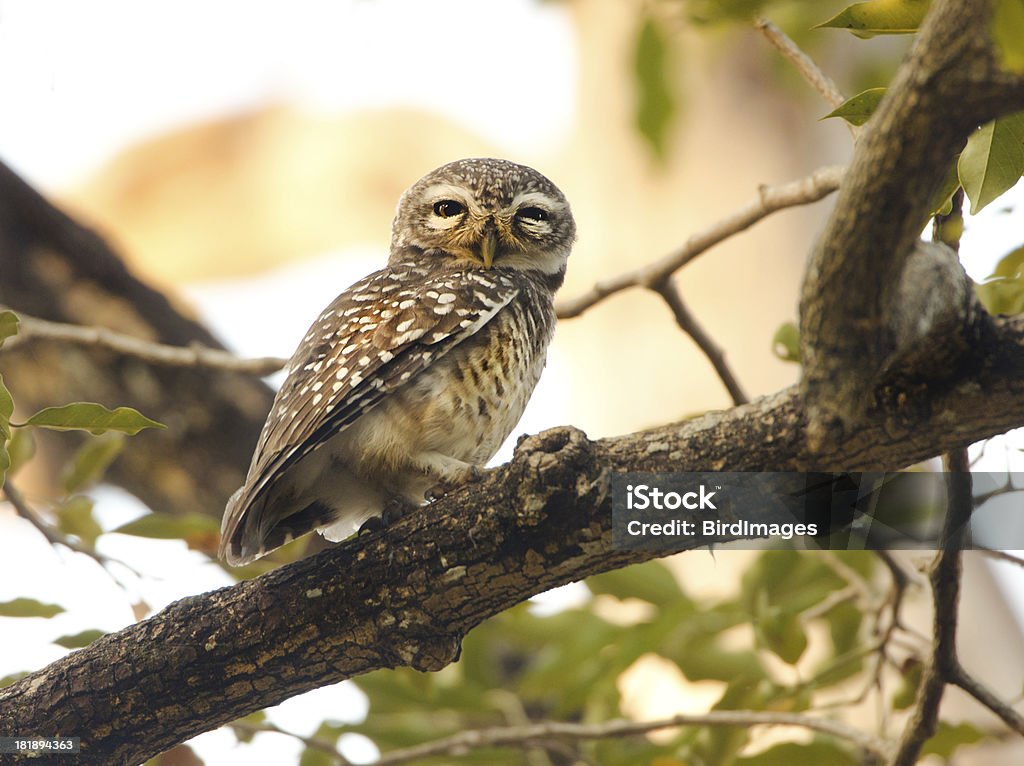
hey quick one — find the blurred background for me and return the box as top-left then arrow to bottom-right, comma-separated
1,0 -> 1023,764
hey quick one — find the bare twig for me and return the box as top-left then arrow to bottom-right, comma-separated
1,308 -> 287,377
949,667 -> 1024,735
650,279 -> 748,405
890,449 -> 970,766
979,548 -> 1024,569
229,721 -> 352,765
2,481 -> 144,580
556,165 -> 845,319
367,710 -> 890,766
755,19 -> 850,112
230,709 -> 890,766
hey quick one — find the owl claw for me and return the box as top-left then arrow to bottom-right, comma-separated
356,516 -> 384,536
382,496 -> 417,525
426,465 -> 486,502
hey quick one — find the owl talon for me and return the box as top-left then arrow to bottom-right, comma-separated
382,496 -> 417,525
426,466 -> 486,502
357,516 -> 384,536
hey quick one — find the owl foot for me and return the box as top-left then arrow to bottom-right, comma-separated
382,496 -> 418,525
425,465 -> 486,502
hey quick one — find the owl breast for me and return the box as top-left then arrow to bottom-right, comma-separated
400,296 -> 553,465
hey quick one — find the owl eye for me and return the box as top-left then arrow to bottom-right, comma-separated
433,200 -> 465,218
516,206 -> 548,222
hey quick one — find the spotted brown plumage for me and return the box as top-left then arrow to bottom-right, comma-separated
220,158 -> 576,565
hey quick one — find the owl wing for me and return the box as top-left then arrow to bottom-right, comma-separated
220,267 -> 519,558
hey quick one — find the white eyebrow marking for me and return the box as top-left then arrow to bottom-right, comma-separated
510,191 -> 567,214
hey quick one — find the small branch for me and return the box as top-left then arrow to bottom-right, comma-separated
979,548 -> 1024,569
229,721 -> 352,765
1,308 -> 286,377
2,481 -> 144,580
889,449 -> 971,766
367,710 -> 890,766
555,166 -> 845,319
949,667 -> 1024,736
755,18 -> 851,114
651,279 -> 748,405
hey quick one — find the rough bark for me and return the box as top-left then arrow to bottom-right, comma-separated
3,311 -> 1024,763
0,161 -> 273,518
798,0 -> 1024,447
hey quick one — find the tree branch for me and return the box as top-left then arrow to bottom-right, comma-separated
2,308 -> 286,376
799,0 -> 1024,447
755,18 -> 849,111
5,311 -> 1024,763
650,279 -> 748,405
554,165 -> 844,319
369,709 -> 889,766
2,481 -> 144,581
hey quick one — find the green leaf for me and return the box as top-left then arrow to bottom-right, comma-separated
892,659 -> 923,709
684,0 -> 775,24
929,157 -> 962,216
5,428 -> 36,479
0,310 -> 19,348
771,322 -> 801,363
54,629 -> 106,649
975,247 -> 1024,314
22,403 -> 167,436
634,13 -> 676,160
990,244 -> 1024,278
921,721 -> 986,758
113,512 -> 220,552
62,432 -> 124,493
975,277 -> 1024,314
994,0 -> 1024,73
0,671 -> 30,688
822,87 -> 886,126
737,741 -> 858,766
756,611 -> 808,664
0,597 -> 65,618
298,746 -> 337,766
231,711 -> 266,744
0,372 -> 13,441
816,0 -> 930,37
0,443 -> 9,490
56,496 -> 103,548
958,111 -> 1024,214
587,560 -> 688,608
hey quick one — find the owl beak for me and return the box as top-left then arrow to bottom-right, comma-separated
479,221 -> 498,269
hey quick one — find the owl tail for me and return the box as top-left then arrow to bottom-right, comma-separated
219,487 -> 340,567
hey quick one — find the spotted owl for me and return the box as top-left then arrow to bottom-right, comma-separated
219,158 -> 576,565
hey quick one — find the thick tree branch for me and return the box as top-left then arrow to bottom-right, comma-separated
799,0 -> 1024,446
4,312 -> 1024,763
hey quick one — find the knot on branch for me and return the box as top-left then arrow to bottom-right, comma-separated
802,241 -> 993,453
884,241 -> 991,381
510,426 -> 599,527
398,632 -> 464,673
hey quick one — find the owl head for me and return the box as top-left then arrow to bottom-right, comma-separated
390,158 -> 575,276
